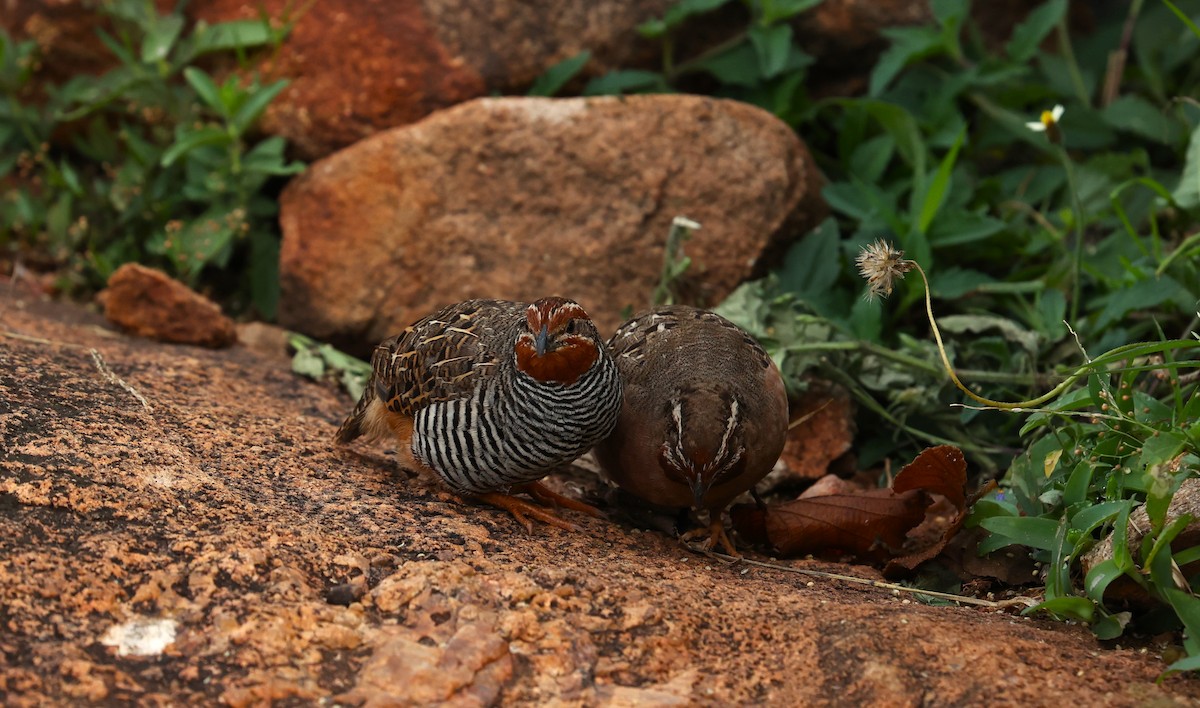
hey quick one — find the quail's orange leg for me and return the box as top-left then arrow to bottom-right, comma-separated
474,491 -> 578,532
681,518 -> 741,557
520,481 -> 605,519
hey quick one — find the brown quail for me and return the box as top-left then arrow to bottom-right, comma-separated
336,297 -> 623,530
594,306 -> 788,554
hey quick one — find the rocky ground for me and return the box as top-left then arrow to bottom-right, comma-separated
3,287 -> 1199,706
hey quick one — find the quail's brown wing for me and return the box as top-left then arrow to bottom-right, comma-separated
372,299 -> 525,417
608,306 -> 773,373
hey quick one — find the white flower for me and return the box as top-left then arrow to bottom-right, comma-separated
1026,104 -> 1065,132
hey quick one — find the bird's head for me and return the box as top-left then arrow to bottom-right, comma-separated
514,297 -> 602,385
657,389 -> 747,509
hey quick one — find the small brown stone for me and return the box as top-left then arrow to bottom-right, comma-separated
101,264 -> 236,348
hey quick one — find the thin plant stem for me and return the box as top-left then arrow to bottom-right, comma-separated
1057,146 -> 1086,324
1055,18 -> 1091,107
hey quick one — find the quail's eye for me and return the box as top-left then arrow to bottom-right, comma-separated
565,320 -> 579,335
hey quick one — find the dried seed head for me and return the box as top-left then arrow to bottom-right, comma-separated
856,240 -> 914,300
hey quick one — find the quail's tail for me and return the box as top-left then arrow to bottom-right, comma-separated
334,383 -> 375,444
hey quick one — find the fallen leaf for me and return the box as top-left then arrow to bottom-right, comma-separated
733,445 -> 973,567
759,489 -> 930,558
892,445 -> 966,509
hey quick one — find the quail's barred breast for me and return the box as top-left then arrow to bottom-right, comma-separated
360,298 -> 622,494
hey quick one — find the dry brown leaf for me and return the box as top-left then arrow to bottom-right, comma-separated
733,445 -> 971,566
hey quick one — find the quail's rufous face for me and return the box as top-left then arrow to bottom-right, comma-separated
514,297 -> 600,385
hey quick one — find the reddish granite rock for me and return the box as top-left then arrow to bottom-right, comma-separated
277,95 -> 827,351
2,290 -> 1199,704
101,264 -> 236,348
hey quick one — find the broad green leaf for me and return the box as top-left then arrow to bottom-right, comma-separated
1166,653 -> 1200,675
925,210 -> 1006,247
528,51 -> 591,97
849,134 -> 894,182
184,67 -> 227,116
835,99 -> 926,177
1140,432 -> 1188,469
1165,589 -> 1200,655
1090,275 -> 1187,331
583,70 -> 668,95
778,217 -> 840,299
248,230 -> 280,320
761,0 -> 824,24
1174,124 -> 1200,208
1101,94 -> 1176,144
1162,0 -> 1200,41
160,126 -> 232,167
936,315 -> 1040,355
915,127 -> 965,235
1006,0 -> 1067,62
230,79 -> 289,135
1070,500 -> 1130,534
184,20 -> 275,60
1026,596 -> 1095,622
1091,612 -> 1131,640
1084,558 -> 1127,602
1062,460 -> 1094,508
170,207 -> 239,279
140,14 -> 185,63
688,42 -> 762,87
868,26 -> 944,96
748,24 -> 793,79
928,267 -> 995,298
979,516 -> 1062,551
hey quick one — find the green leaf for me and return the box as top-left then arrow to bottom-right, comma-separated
834,99 -> 926,176
1084,558 -> 1127,602
1161,0 -> 1200,41
184,67 -> 228,116
1091,612 -> 1131,640
170,207 -> 239,279
1165,589 -> 1200,655
248,230 -> 280,320
868,26 -> 944,96
979,516 -> 1062,551
242,136 -> 306,176
936,315 -> 1040,355
140,14 -> 185,63
1165,653 -> 1200,675
160,126 -> 232,167
1090,275 -> 1187,330
777,217 -> 840,302
1006,0 -> 1067,62
1140,432 -> 1188,469
291,343 -> 327,380
915,126 -> 965,235
1101,94 -> 1176,144
748,24 -> 793,79
761,0 -> 823,24
583,70 -> 669,95
528,51 -> 592,97
184,20 -> 275,60
1174,124 -> 1200,209
925,210 -> 1007,248
1062,461 -> 1095,508
688,42 -> 762,87
1026,596 -> 1095,622
230,79 -> 289,135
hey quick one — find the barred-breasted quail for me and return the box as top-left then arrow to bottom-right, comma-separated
594,305 -> 788,554
336,297 -> 622,530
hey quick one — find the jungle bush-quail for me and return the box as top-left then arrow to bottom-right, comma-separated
594,305 -> 788,554
336,297 -> 623,530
